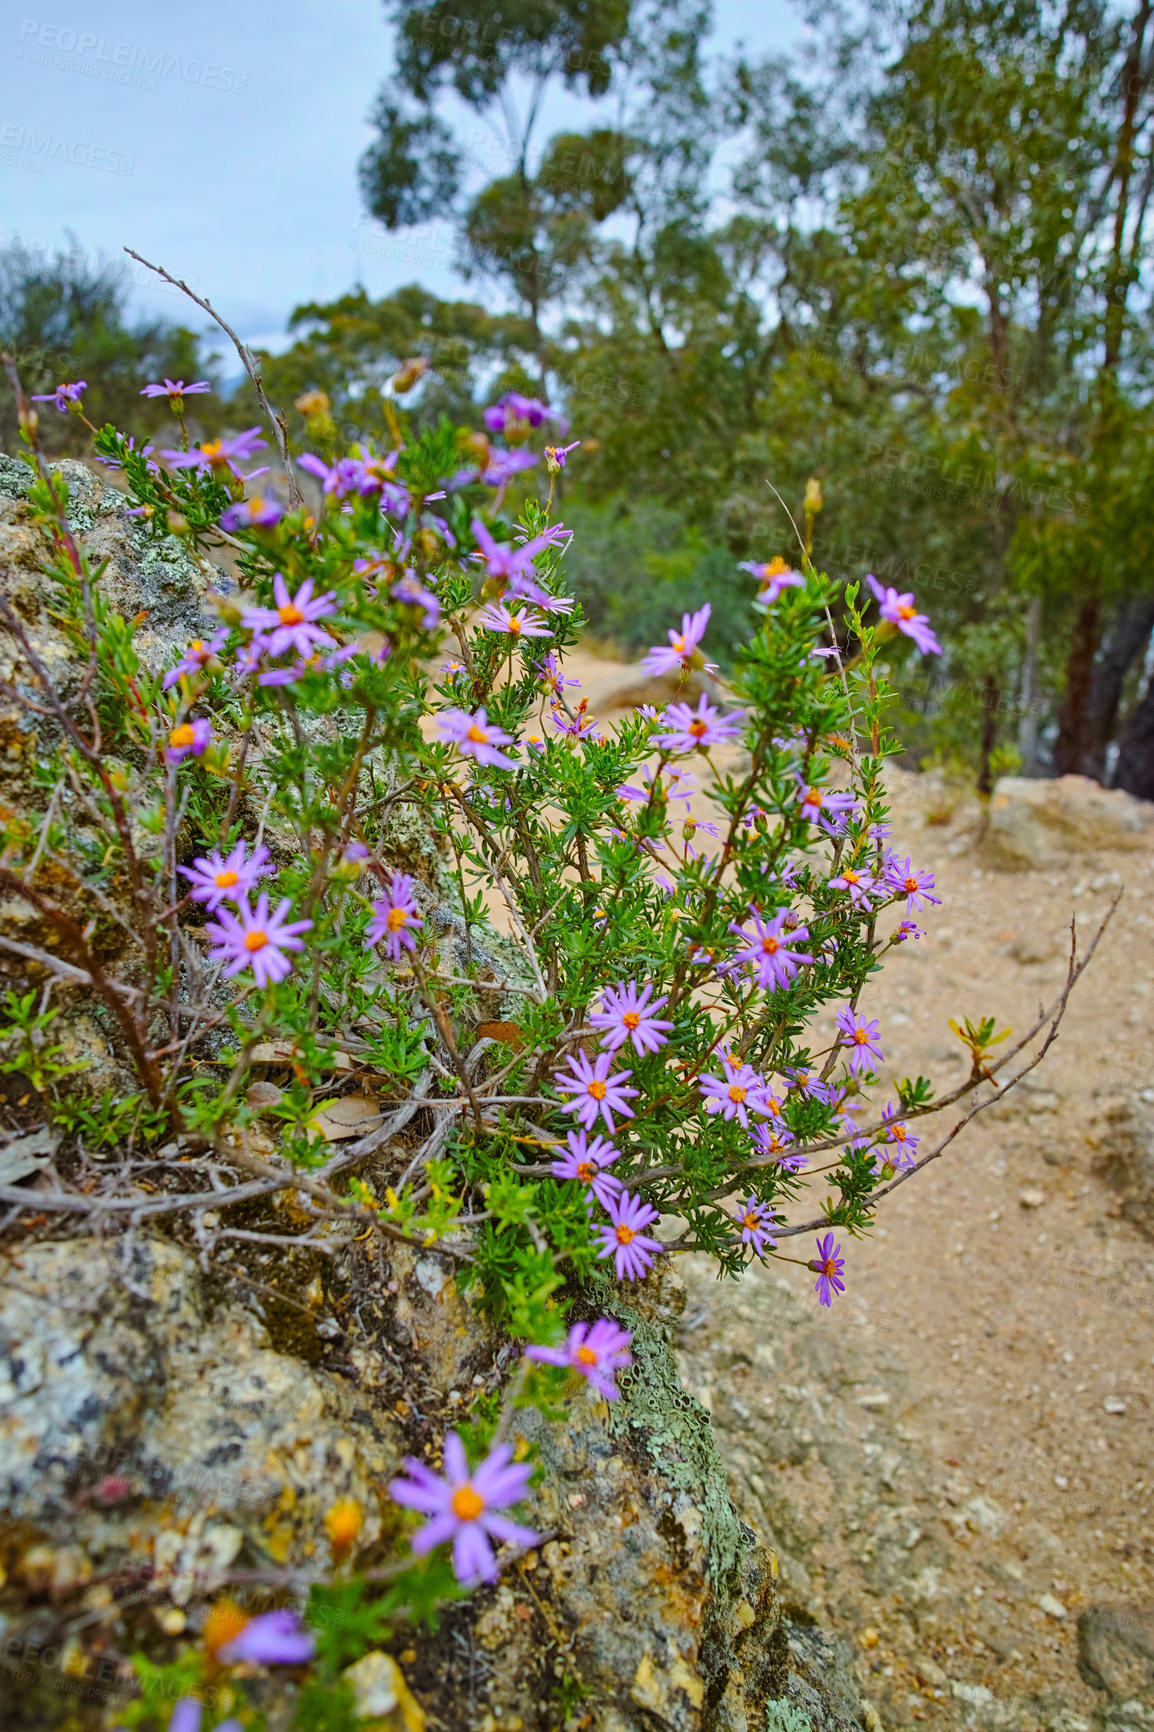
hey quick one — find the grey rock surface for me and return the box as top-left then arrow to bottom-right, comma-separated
0,1236 -> 868,1731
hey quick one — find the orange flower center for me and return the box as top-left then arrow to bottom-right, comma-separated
191,639 -> 205,654
577,1161 -> 595,1182
622,1011 -> 641,1030
451,1486 -> 485,1521
214,869 -> 239,888
742,1212 -> 759,1230
615,1223 -> 635,1245
897,604 -> 917,620
728,1084 -> 746,1104
853,1029 -> 870,1044
202,1599 -> 250,1659
201,440 -> 224,461
904,876 -> 919,892
588,1079 -> 607,1101
466,724 -> 488,744
244,930 -> 269,953
169,724 -> 195,748
892,1124 -> 907,1141
821,1257 -> 838,1277
843,869 -> 859,884
575,1345 -> 598,1366
278,604 -> 305,626
386,907 -> 409,931
508,617 -> 522,634
761,936 -> 779,954
689,720 -> 708,737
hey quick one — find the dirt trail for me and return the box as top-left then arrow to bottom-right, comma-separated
668,765 -> 1154,1729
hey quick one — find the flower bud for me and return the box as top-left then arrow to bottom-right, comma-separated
392,356 -> 429,394
804,477 -> 823,514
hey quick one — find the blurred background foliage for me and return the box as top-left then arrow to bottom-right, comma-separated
5,0 -> 1154,794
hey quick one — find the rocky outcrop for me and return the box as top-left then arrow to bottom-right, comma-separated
0,453 -> 227,790
983,773 -> 1154,870
0,1237 -> 869,1731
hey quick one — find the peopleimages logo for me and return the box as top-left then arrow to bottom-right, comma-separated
15,20 -> 249,93
0,121 -> 135,173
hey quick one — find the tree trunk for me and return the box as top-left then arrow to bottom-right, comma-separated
1084,595 -> 1154,781
1053,592 -> 1102,775
1116,672 -> 1154,801
1017,595 -> 1042,774
977,673 -> 1000,796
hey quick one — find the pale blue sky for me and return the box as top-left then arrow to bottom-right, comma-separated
1,0 -> 798,352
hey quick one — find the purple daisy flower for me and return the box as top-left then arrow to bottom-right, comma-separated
180,840 -> 271,911
31,380 -> 86,412
827,863 -> 880,909
475,601 -> 553,640
883,856 -> 942,913
738,558 -> 805,604
734,1194 -> 780,1258
217,1608 -> 315,1665
165,717 -> 212,765
389,1432 -> 539,1586
750,1122 -> 807,1171
162,630 -> 229,691
866,575 -> 941,656
241,574 -> 337,660
699,1055 -> 770,1130
779,1065 -> 832,1104
471,517 -> 566,595
365,872 -> 424,960
553,1051 -> 639,1133
140,379 -> 211,407
526,1317 -> 632,1399
588,982 -> 673,1056
297,452 -> 376,499
727,908 -> 812,992
795,778 -> 859,832
480,447 -> 540,486
895,919 -> 922,942
653,695 -> 746,754
592,1189 -> 664,1281
162,428 -> 266,477
392,573 -> 441,630
873,1104 -> 918,1173
544,439 -> 581,473
533,649 -> 579,697
810,1232 -> 846,1307
483,392 -> 567,437
834,1005 -> 884,1075
617,764 -> 696,810
551,1128 -> 623,1207
640,604 -> 711,676
220,494 -> 284,532
436,706 -> 517,769
204,893 -> 313,987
